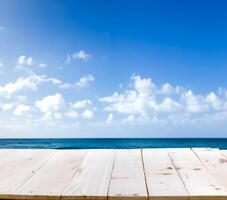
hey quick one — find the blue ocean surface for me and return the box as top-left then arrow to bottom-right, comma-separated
0,138 -> 227,149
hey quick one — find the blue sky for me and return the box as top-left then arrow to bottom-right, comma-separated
0,0 -> 227,137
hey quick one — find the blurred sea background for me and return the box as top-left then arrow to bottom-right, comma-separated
0,138 -> 227,149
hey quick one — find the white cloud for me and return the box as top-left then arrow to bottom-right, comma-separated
38,63 -> 47,68
16,95 -> 28,103
65,50 -> 91,64
106,113 -> 113,123
0,75 -> 41,97
41,111 -> 63,121
99,90 -> 149,114
60,75 -> 95,89
59,83 -> 72,89
206,92 -> 222,110
75,74 -> 95,88
123,114 -> 135,123
35,93 -> 66,113
46,78 -> 62,84
0,74 -> 62,97
35,94 -> 67,123
0,62 -> 3,68
99,74 -> 227,125
82,109 -> 94,119
17,56 -> 33,66
65,110 -> 78,119
160,83 -> 173,94
13,104 -> 31,116
72,99 -> 92,109
99,75 -> 160,115
53,112 -> 62,120
218,87 -> 227,99
3,71 -> 227,131
159,97 -> 181,112
0,103 -> 14,111
182,90 -> 209,113
0,26 -> 5,31
131,74 -> 156,96
72,50 -> 91,61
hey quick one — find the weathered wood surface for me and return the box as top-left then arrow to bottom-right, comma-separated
16,150 -> 86,200
0,148 -> 226,200
62,149 -> 115,200
108,149 -> 147,200
143,149 -> 188,200
193,148 -> 227,189
169,148 -> 227,200
0,149 -> 54,199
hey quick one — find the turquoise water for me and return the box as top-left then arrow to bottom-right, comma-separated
0,138 -> 227,149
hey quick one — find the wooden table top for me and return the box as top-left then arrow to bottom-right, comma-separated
0,148 -> 226,200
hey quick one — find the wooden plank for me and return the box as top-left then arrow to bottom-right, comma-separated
169,148 -> 227,200
15,150 -> 87,200
193,148 -> 227,188
62,149 -> 115,200
142,149 -> 188,200
220,150 -> 227,158
108,149 -> 147,200
0,149 -> 26,166
0,149 -> 54,199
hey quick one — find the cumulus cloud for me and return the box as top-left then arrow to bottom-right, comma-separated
0,103 -> 14,111
99,74 -> 227,125
34,93 -> 95,122
160,83 -> 173,94
0,74 -> 62,97
73,50 -> 91,61
42,112 -> 63,121
75,74 -> 95,88
59,83 -> 72,89
38,63 -> 47,68
3,71 -> 227,129
13,104 -> 31,116
35,93 -> 66,113
0,75 -> 41,97
17,55 -> 33,66
59,74 -> 95,89
206,92 -> 223,110
16,95 -> 28,103
65,50 -> 91,64
99,89 -> 154,114
131,74 -> 156,96
159,97 -> 181,112
35,93 -> 67,122
72,99 -> 92,109
64,110 -> 78,119
182,90 -> 208,113
218,87 -> 227,99
82,109 -> 94,119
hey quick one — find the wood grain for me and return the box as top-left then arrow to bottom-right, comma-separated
0,149 -> 54,199
15,150 -> 86,200
62,149 -> 115,200
169,148 -> 227,200
143,149 -> 188,200
108,149 -> 147,200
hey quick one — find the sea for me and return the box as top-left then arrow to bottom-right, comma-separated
0,138 -> 227,149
